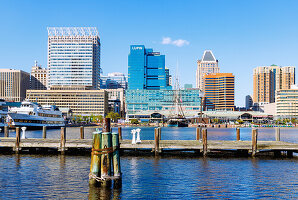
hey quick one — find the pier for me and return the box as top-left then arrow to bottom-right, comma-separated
0,126 -> 297,157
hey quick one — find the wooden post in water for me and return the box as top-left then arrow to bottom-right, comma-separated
89,130 -> 102,186
275,128 -> 280,141
15,127 -> 20,153
118,127 -> 122,140
60,127 -> 66,154
196,127 -> 202,140
154,128 -> 160,156
101,118 -> 112,187
4,126 -> 9,137
236,128 -> 240,141
252,129 -> 258,157
202,128 -> 208,156
42,126 -> 47,139
80,126 -> 84,139
112,132 -> 122,188
287,150 -> 293,158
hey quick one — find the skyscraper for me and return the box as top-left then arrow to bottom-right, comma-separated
128,45 -> 170,90
100,72 -> 127,89
253,65 -> 295,103
196,50 -> 219,91
203,73 -> 235,111
31,61 -> 47,90
0,69 -> 30,102
47,27 -> 100,89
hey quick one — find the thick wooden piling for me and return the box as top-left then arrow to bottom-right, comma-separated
154,128 -> 160,156
287,150 -> 293,158
14,127 -> 20,153
4,126 -> 9,137
60,127 -> 66,154
101,118 -> 112,187
252,129 -> 258,157
202,128 -> 207,156
42,126 -> 47,139
80,126 -> 84,139
236,128 -> 240,141
89,131 -> 102,186
275,128 -> 280,141
112,132 -> 122,188
196,127 -> 202,140
118,127 -> 122,140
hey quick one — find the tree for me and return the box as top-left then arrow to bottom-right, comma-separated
130,119 -> 139,124
106,112 -> 120,122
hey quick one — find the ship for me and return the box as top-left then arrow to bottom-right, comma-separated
7,101 -> 65,129
167,73 -> 189,127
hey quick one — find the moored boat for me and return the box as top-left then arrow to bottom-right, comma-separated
7,101 -> 65,129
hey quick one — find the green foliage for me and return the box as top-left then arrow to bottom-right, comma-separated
236,119 -> 244,124
130,119 -> 139,124
106,112 -> 120,122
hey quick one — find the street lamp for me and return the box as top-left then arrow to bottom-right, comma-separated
199,90 -> 204,125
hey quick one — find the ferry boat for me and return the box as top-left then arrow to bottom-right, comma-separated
7,101 -> 65,129
0,99 -> 7,129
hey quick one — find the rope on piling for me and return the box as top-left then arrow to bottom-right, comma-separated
91,146 -> 119,155
89,173 -> 106,182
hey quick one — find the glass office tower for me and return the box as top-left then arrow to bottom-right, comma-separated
128,45 -> 170,90
47,27 -> 101,89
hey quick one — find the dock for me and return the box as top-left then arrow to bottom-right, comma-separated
0,127 -> 297,157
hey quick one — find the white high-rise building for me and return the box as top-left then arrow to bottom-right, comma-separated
47,27 -> 101,89
196,50 -> 219,91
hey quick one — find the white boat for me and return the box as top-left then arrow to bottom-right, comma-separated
7,101 -> 65,129
0,99 -> 7,129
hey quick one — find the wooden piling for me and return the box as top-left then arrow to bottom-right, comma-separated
236,128 -> 240,141
118,127 -> 122,140
252,129 -> 258,157
15,127 -> 20,153
80,126 -> 84,139
60,127 -> 66,154
101,118 -> 112,187
112,132 -> 122,188
154,128 -> 160,156
287,150 -> 293,158
196,127 -> 202,140
4,126 -> 9,137
89,131 -> 102,186
42,126 -> 47,139
202,128 -> 207,156
158,127 -> 161,141
275,128 -> 280,141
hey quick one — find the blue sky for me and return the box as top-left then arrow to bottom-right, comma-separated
0,0 -> 298,106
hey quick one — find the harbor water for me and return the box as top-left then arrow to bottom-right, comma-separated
0,127 -> 297,199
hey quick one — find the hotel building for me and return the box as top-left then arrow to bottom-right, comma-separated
253,65 -> 295,104
196,50 -> 219,91
0,69 -> 30,102
26,89 -> 108,116
31,61 -> 47,90
275,85 -> 298,118
203,73 -> 235,111
47,27 -> 101,89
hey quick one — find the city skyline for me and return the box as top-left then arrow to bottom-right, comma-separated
1,0 -> 298,106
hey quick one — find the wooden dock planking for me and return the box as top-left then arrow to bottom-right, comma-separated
0,138 -> 297,153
